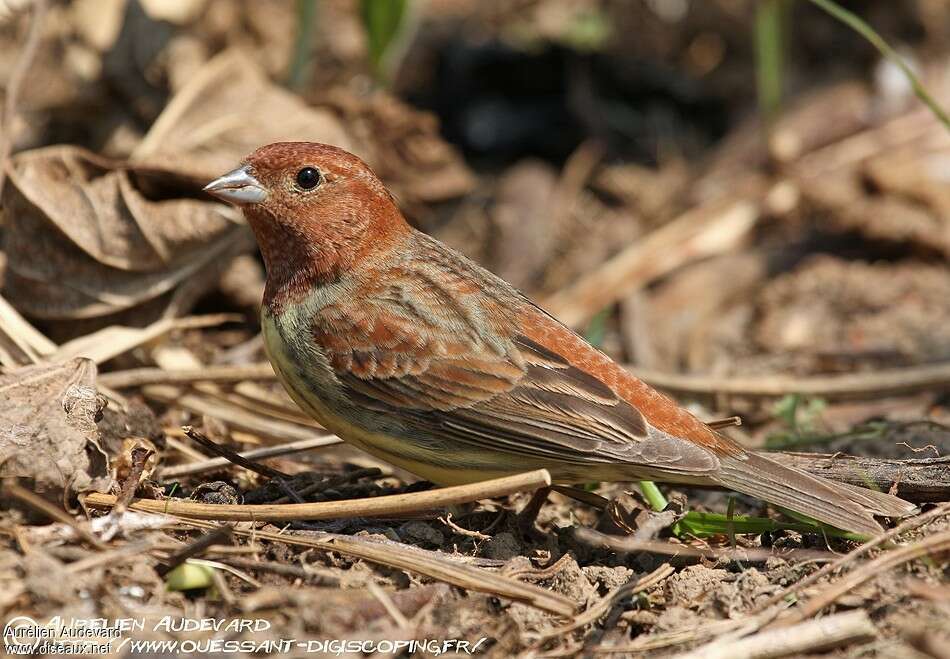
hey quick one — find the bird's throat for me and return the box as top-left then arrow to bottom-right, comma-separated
244,214 -> 348,312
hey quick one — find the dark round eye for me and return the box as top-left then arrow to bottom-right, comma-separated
295,166 -> 321,190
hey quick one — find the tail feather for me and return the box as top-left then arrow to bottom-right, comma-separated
833,480 -> 919,518
715,452 -> 914,536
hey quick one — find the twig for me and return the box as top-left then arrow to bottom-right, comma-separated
50,314 -> 240,365
65,540 -> 156,574
113,447 -> 154,511
675,609 -> 876,659
504,553 -> 575,581
3,479 -> 106,550
905,579 -> 950,602
808,0 -> 950,133
144,385 -> 318,441
368,581 -> 410,628
226,381 -> 319,425
166,374 -> 323,429
0,293 -> 55,366
895,441 -> 940,457
101,356 -> 950,401
0,0 -> 47,202
628,361 -> 950,399
581,567 -> 650,654
516,486 -> 551,533
708,416 -> 743,430
755,503 -> 950,611
163,434 -> 210,462
194,557 -> 255,594
210,556 -> 340,586
633,509 -> 681,541
271,467 -> 383,504
550,485 -> 610,510
550,139 -> 604,229
439,512 -> 491,540
533,563 -> 673,641
82,469 -> 553,522
542,196 -> 760,327
155,525 -> 234,577
173,515 -> 576,616
99,363 -> 276,388
777,529 -> 950,625
182,425 -> 289,480
591,618 -> 761,655
576,528 -> 836,564
770,452 -> 950,503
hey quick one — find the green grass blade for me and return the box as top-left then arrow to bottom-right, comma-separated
287,0 -> 318,91
672,510 -> 865,540
359,0 -> 409,84
808,0 -> 950,133
755,0 -> 787,128
638,481 -> 669,512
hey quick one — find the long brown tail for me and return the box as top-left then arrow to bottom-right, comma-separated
715,451 -> 917,536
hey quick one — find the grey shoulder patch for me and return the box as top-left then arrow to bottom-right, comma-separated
638,425 -> 722,473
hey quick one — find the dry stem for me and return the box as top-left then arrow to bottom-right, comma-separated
174,516 -> 575,617
82,469 -> 553,522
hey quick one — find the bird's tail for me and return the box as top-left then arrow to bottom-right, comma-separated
715,451 -> 917,536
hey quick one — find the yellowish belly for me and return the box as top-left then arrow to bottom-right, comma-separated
261,311 -> 531,485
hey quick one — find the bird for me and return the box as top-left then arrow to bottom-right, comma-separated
204,141 -> 916,536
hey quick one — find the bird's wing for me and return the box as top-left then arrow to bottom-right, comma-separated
312,270 -> 721,474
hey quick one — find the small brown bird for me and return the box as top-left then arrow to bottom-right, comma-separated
205,142 -> 915,536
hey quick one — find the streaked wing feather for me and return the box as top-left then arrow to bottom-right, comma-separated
313,252 -> 717,473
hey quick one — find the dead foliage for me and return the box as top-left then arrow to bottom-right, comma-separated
0,1 -> 948,657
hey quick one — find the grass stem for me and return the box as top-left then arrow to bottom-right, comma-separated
808,0 -> 950,132
755,0 -> 787,129
287,0 -> 318,91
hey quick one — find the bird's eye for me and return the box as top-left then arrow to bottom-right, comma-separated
295,167 -> 321,190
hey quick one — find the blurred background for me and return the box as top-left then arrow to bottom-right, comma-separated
3,0 -> 950,458
2,2 -> 950,653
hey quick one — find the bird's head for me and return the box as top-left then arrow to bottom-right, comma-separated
205,142 -> 408,305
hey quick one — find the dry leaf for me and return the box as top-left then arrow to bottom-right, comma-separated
2,144 -> 251,322
3,49 -> 363,327
49,313 -> 239,365
0,358 -> 111,494
325,89 -> 476,208
0,291 -> 57,367
133,49 -> 357,179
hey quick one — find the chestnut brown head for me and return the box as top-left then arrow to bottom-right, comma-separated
205,142 -> 408,302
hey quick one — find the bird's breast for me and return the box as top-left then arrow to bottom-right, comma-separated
261,300 -> 432,464
261,305 -> 341,417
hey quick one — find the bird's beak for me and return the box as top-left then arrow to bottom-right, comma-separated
203,166 -> 268,205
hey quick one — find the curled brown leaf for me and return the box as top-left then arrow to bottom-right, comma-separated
0,358 -> 111,495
